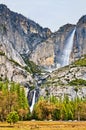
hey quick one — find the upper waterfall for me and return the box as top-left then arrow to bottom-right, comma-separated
61,28 -> 76,67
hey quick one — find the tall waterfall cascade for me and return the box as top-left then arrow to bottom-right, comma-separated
30,90 -> 36,113
45,28 -> 76,73
61,28 -> 76,66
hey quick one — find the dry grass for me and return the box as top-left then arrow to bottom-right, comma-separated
0,121 -> 86,130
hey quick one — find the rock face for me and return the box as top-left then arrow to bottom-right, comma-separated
30,15 -> 86,67
0,54 -> 33,86
1,4 -> 86,102
1,4 -> 86,68
40,64 -> 86,100
30,38 -> 55,67
72,15 -> 86,61
30,24 -> 75,67
0,4 -> 51,55
0,35 -> 25,66
30,16 -> 86,67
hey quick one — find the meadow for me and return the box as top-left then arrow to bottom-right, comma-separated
0,121 -> 86,130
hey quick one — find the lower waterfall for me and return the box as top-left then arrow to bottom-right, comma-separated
30,90 -> 36,113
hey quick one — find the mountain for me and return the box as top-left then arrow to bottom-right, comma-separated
30,15 -> 86,68
1,4 -> 86,68
30,24 -> 75,67
0,4 -> 86,105
0,4 -> 52,88
0,4 -> 51,65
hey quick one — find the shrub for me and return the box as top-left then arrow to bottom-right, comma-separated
0,51 -> 5,56
69,79 -> 86,86
24,59 -> 41,74
74,57 -> 86,66
6,111 -> 19,124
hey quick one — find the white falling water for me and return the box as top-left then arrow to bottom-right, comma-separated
62,28 -> 76,67
30,90 -> 36,113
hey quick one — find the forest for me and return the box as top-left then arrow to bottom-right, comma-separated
0,81 -> 86,124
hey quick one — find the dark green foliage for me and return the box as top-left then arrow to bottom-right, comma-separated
7,56 -> 41,75
0,51 -> 5,56
24,59 -> 41,74
29,85 -> 35,91
74,87 -> 78,93
0,24 -> 7,35
32,95 -> 86,121
69,79 -> 86,86
6,111 -> 19,124
24,66 -> 32,73
10,83 -> 28,109
0,77 -> 2,81
0,81 -> 86,121
53,108 -> 61,120
0,81 -> 3,90
20,87 -> 28,109
9,59 -> 21,67
62,97 -> 74,120
0,81 -> 29,122
74,57 -> 86,66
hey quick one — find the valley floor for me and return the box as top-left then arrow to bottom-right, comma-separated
0,121 -> 86,130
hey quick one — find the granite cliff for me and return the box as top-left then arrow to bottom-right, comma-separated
72,15 -> 86,61
0,4 -> 51,65
0,4 -> 86,103
30,15 -> 86,68
40,57 -> 86,100
30,24 -> 75,67
1,4 -> 86,68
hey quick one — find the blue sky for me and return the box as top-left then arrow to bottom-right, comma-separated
0,0 -> 86,31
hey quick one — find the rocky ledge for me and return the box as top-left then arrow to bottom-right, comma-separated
40,59 -> 86,100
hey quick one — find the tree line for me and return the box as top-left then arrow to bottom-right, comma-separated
33,95 -> 86,121
0,81 -> 86,123
0,81 -> 29,123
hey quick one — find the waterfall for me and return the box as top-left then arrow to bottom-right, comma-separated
30,90 -> 36,113
61,28 -> 76,67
